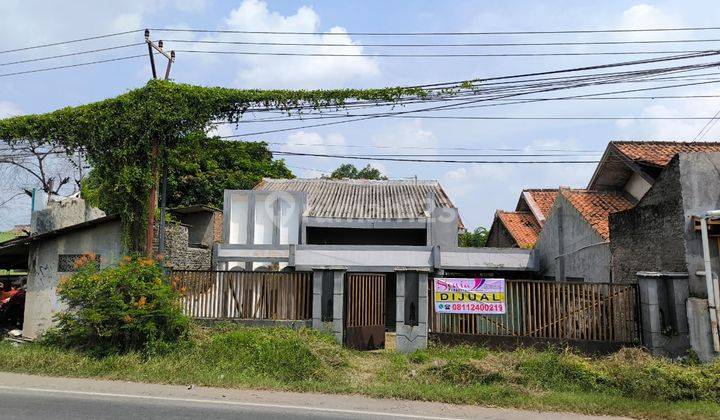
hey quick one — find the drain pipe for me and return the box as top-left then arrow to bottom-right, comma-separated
699,213 -> 720,353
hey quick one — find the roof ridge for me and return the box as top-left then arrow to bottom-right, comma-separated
611,140 -> 720,145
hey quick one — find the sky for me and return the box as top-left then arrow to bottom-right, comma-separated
1,0 -> 720,231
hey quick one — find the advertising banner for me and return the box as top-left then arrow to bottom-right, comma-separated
434,278 -> 506,314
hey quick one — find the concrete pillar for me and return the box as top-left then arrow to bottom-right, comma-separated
311,269 -> 344,339
637,271 -> 690,357
687,297 -> 716,362
396,271 -> 428,352
311,270 -> 326,331
332,270 -> 345,344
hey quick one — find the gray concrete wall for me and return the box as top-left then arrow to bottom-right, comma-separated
637,272 -> 690,357
429,207 -> 459,249
176,212 -> 215,247
23,220 -> 123,339
30,198 -> 105,235
395,271 -> 428,352
535,194 -> 611,282
610,158 -> 687,283
676,153 -> 720,297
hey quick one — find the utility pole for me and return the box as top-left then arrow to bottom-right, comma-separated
144,29 -> 175,258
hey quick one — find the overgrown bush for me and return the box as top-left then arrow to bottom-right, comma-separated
44,255 -> 190,356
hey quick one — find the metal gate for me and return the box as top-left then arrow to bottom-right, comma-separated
344,273 -> 386,350
429,279 -> 640,352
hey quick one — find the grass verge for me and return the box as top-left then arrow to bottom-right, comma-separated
1,325 -> 718,419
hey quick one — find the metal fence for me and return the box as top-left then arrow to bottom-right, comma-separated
430,279 -> 640,344
172,270 -> 312,320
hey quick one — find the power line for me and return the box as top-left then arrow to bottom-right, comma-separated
0,54 -> 147,78
176,48 -> 717,58
164,37 -> 720,48
263,142 -> 602,153
0,43 -> 144,67
0,29 -> 143,55
270,150 -> 600,164
151,26 -> 720,36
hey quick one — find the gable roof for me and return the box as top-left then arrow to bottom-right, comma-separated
613,141 -> 720,167
560,189 -> 634,240
496,211 -> 541,248
517,189 -> 558,224
254,178 -> 458,220
589,141 -> 720,191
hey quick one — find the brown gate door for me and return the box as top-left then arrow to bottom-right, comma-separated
344,273 -> 386,350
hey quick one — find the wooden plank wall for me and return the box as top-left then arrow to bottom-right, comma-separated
173,270 -> 312,320
429,279 -> 639,344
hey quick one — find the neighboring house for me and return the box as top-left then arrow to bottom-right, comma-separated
0,197 -> 221,339
610,152 -> 720,294
609,152 -> 720,360
534,188 -> 633,282
588,141 -> 720,200
486,211 -> 539,248
486,189 -> 557,248
217,178 -> 537,351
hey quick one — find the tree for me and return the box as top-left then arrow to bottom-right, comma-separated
458,227 -> 489,247
84,133 -> 293,210
0,80 -> 431,252
0,140 -> 84,224
329,163 -> 387,180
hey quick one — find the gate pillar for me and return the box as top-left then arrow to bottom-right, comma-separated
396,271 -> 429,352
312,269 -> 345,344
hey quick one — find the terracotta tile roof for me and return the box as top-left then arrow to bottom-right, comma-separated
613,141 -> 720,167
561,189 -> 634,240
523,189 -> 558,219
497,211 -> 541,248
254,178 -> 458,220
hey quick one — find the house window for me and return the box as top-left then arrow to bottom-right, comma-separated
57,254 -> 101,272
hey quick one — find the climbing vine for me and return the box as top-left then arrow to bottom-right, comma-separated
0,80 -> 434,252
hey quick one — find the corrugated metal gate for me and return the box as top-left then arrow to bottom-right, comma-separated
430,279 -> 640,351
344,273 -> 386,350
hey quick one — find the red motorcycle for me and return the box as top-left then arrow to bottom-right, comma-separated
0,287 -> 25,328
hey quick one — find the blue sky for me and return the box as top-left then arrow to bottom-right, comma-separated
2,0 -> 720,231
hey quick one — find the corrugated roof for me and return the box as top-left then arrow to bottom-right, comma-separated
613,141 -> 720,167
561,189 -> 634,240
497,211 -> 541,248
254,178 -> 457,219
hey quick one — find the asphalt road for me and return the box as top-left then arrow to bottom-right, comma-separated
0,372 -> 627,420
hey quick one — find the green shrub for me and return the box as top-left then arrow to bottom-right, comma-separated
44,255 -> 190,356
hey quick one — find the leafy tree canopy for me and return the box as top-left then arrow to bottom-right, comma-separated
0,80 -> 429,251
328,163 -> 388,180
458,226 -> 489,247
84,133 -> 292,210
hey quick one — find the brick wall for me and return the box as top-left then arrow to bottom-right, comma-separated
609,159 -> 687,282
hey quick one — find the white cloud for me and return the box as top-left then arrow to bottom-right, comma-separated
0,101 -> 22,118
617,4 -> 683,40
615,87 -> 720,140
203,0 -> 380,88
284,131 -> 346,155
372,119 -> 437,151
0,1 -> 158,52
441,138 -> 594,228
